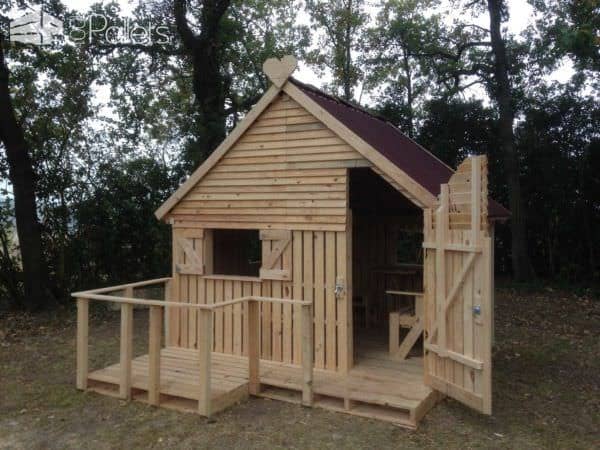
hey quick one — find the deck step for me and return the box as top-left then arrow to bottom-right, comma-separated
337,400 -> 416,429
82,348 -> 435,428
258,385 -> 303,404
86,380 -> 120,398
259,385 -> 417,428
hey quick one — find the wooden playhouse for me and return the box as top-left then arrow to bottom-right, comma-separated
72,56 -> 509,429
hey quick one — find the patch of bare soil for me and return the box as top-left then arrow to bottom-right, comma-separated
0,287 -> 598,449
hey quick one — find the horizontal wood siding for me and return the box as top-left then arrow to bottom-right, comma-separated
169,94 -> 370,231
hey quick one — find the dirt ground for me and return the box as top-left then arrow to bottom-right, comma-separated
1,286 -> 598,449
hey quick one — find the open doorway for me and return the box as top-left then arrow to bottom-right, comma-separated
349,168 -> 424,366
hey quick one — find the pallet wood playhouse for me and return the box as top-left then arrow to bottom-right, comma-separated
72,56 -> 509,429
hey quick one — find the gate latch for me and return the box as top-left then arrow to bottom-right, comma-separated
334,278 -> 344,298
472,305 -> 481,316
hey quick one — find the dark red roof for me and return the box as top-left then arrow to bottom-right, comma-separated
291,78 -> 510,219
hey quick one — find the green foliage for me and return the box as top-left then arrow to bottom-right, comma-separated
418,98 -> 498,170
226,0 -> 311,98
531,0 -> 600,72
305,0 -> 368,100
365,0 -> 445,136
67,158 -> 175,291
0,1 -> 179,306
516,84 -> 599,280
96,0 -> 309,170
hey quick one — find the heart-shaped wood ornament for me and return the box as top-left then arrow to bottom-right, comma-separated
263,55 -> 298,88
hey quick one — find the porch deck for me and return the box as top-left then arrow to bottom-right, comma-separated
86,346 -> 438,429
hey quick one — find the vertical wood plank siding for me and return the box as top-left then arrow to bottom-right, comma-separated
168,231 -> 349,370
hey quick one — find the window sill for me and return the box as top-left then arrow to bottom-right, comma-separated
201,274 -> 262,282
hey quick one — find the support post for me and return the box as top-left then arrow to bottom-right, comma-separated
148,306 -> 162,406
247,300 -> 260,395
76,298 -> 89,390
301,303 -> 314,406
119,298 -> 134,400
198,308 -> 213,416
435,186 -> 449,355
164,279 -> 171,343
389,311 -> 400,356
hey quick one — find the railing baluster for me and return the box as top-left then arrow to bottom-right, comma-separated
148,305 -> 162,406
248,299 -> 260,395
76,298 -> 89,390
73,284 -> 315,416
198,308 -> 213,416
119,295 -> 134,400
301,303 -> 314,406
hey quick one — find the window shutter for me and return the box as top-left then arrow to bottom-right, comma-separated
259,229 -> 291,280
174,228 -> 204,275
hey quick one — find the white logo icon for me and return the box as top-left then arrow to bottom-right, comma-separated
9,8 -> 64,46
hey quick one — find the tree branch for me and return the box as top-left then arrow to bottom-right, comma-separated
458,23 -> 491,33
87,42 -> 184,56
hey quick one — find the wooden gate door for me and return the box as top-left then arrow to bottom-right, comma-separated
422,155 -> 493,414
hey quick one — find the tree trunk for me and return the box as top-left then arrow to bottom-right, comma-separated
0,38 -> 53,310
402,49 -> 414,138
487,0 -> 534,280
343,0 -> 353,101
577,147 -> 595,276
0,226 -> 23,308
174,0 -> 231,166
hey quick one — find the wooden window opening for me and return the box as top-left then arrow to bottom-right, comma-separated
212,229 -> 262,277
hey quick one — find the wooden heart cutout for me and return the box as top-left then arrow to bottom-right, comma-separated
263,55 -> 298,88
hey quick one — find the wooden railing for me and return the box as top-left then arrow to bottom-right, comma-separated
71,278 -> 313,417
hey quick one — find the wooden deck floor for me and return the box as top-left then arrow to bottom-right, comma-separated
86,345 -> 438,428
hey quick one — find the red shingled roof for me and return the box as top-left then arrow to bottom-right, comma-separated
290,78 -> 510,219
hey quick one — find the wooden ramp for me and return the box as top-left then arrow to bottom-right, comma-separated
86,347 -> 438,429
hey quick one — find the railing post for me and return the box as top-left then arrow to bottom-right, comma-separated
76,298 -> 89,390
301,303 -> 314,406
248,299 -> 260,395
164,279 -> 171,343
119,293 -> 134,400
198,308 -> 213,416
148,305 -> 162,406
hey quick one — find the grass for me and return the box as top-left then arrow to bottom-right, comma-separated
0,286 -> 598,449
